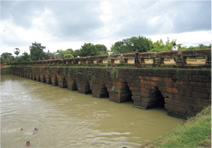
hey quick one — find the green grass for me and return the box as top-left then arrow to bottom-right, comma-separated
153,106 -> 211,148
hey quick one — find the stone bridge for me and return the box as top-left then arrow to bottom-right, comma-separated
11,49 -> 211,119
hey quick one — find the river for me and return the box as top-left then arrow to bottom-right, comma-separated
1,75 -> 183,148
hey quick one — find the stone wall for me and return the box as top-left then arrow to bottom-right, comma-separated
0,67 -> 11,75
11,66 -> 211,119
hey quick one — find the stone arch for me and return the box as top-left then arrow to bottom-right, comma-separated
33,74 -> 36,80
52,75 -> 58,86
45,74 -> 52,84
59,77 -> 67,88
84,81 -> 92,94
68,79 -> 78,91
36,74 -> 40,81
72,79 -> 78,90
141,86 -> 165,109
40,75 -> 46,83
120,82 -> 133,102
92,82 -> 109,98
101,84 -> 109,98
150,87 -> 165,108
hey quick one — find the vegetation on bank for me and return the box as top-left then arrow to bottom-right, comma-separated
143,106 -> 211,148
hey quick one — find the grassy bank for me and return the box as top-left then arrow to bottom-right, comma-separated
143,106 -> 211,148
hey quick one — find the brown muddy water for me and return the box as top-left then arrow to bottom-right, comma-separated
1,75 -> 183,148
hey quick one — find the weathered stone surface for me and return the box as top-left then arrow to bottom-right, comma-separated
11,66 -> 211,119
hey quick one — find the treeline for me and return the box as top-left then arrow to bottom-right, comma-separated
1,36 -> 211,65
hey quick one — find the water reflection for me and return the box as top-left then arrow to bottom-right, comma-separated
1,75 -> 183,148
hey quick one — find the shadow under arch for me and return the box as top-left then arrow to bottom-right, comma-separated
71,79 -> 78,91
52,75 -> 58,86
46,75 -> 52,84
84,81 -> 92,94
62,77 -> 67,88
42,75 -> 46,83
37,75 -> 40,81
33,74 -> 36,80
101,84 -> 109,98
121,82 -> 133,103
148,86 -> 165,109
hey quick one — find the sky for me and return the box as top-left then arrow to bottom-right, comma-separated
0,0 -> 211,55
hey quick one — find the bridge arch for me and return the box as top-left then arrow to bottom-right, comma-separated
120,82 -> 133,103
149,87 -> 165,109
101,84 -> 109,98
67,79 -> 78,91
40,74 -> 46,83
85,81 -> 92,94
36,74 -> 40,81
45,74 -> 52,84
51,75 -> 58,86
58,76 -> 67,88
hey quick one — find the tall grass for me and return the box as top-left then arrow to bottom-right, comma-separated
155,106 -> 211,148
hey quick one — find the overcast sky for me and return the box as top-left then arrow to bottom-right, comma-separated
0,0 -> 211,55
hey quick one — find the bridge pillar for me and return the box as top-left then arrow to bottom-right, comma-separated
36,74 -> 40,81
76,79 -> 91,94
45,74 -> 51,84
175,52 -> 187,66
67,77 -> 78,91
51,75 -> 58,86
153,58 -> 164,66
92,83 -> 109,98
58,75 -> 67,88
109,81 -> 134,103
40,74 -> 46,83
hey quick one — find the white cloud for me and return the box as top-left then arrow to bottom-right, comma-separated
147,30 -> 212,47
0,0 -> 211,56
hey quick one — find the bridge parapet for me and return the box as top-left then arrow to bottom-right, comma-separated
11,49 -> 211,67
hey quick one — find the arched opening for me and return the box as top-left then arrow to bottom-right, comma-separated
62,77 -> 67,88
72,80 -> 78,91
54,75 -> 58,86
37,75 -> 40,81
125,84 -> 133,102
47,75 -> 52,84
149,87 -> 165,109
101,84 -> 109,98
42,75 -> 46,83
33,75 -> 36,80
154,88 -> 165,108
121,82 -> 133,103
85,82 -> 92,94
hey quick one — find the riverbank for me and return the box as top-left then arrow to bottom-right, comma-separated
142,105 -> 211,148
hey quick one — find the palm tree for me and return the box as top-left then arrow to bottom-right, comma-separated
14,48 -> 20,56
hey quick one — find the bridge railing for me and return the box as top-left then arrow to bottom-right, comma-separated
11,49 -> 211,67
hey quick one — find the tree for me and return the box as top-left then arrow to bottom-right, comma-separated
111,36 -> 153,54
14,52 -> 31,63
95,44 -> 107,55
149,38 -> 181,52
63,49 -> 74,58
79,43 -> 98,57
29,42 -> 46,61
14,48 -> 20,56
55,49 -> 74,59
73,49 -> 81,57
0,52 -> 14,64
